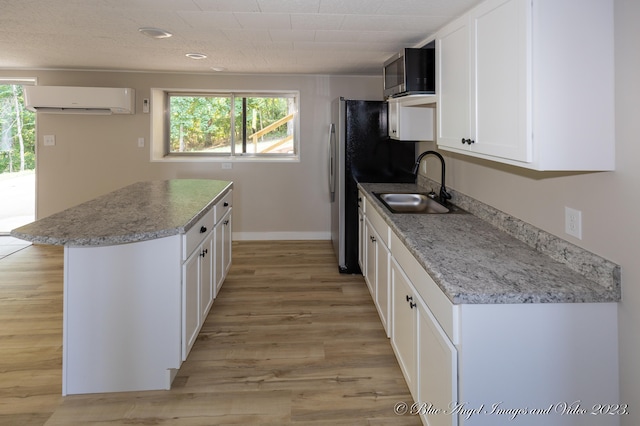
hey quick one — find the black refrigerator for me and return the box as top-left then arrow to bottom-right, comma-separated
329,97 -> 416,274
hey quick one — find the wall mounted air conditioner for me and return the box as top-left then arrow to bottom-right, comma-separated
24,86 -> 135,114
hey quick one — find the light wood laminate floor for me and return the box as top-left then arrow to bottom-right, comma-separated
0,240 -> 419,425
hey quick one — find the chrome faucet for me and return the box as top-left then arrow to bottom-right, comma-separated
412,150 -> 452,203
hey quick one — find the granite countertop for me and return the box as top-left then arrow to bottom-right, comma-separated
11,179 -> 232,247
359,182 -> 620,304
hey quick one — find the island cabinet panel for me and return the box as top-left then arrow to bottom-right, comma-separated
11,179 -> 233,395
214,191 -> 233,296
63,235 -> 182,395
181,208 -> 217,360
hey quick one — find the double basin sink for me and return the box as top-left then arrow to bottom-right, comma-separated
374,192 -> 467,214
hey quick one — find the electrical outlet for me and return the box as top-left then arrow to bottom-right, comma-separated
43,135 -> 56,146
137,137 -> 145,148
222,163 -> 232,170
565,207 -> 582,239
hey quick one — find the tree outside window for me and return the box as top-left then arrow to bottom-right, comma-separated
1,84 -> 35,173
168,93 -> 297,157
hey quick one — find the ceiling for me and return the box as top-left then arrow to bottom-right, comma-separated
0,0 -> 480,75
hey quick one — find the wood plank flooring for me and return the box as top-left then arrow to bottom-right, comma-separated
0,240 -> 420,425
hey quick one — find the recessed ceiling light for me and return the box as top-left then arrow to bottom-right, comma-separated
186,53 -> 207,60
211,66 -> 227,72
138,27 -> 173,39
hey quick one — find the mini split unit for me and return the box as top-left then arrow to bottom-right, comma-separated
24,86 -> 135,115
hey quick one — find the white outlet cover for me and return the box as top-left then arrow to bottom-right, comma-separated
565,207 -> 582,239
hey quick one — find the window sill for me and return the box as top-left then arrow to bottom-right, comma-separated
150,154 -> 300,163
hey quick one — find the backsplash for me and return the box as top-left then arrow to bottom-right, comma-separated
419,176 -> 621,293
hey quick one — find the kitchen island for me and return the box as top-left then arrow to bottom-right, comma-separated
12,179 -> 233,395
358,181 -> 621,426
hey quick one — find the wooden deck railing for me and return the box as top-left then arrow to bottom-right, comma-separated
248,112 -> 294,153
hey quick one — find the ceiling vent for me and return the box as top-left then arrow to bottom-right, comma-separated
24,86 -> 135,115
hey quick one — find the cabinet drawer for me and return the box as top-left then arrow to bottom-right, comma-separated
367,205 -> 389,247
183,208 -> 214,260
214,190 -> 233,224
390,231 -> 459,344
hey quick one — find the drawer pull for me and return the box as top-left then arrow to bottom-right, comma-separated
409,302 -> 417,309
200,226 -> 207,233
406,295 -> 413,302
223,202 -> 229,207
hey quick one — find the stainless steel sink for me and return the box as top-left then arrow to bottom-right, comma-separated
374,192 -> 466,214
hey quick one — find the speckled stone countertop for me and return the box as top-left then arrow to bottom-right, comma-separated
359,182 -> 620,304
11,179 -> 232,247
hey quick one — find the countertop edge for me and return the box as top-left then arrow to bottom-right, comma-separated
359,182 -> 621,305
10,180 -> 233,247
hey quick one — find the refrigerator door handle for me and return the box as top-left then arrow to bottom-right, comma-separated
328,123 -> 336,202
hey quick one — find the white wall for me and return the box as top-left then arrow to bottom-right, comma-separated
0,70 -> 382,240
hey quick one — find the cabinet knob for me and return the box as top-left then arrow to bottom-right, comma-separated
200,226 -> 207,233
406,295 -> 413,302
224,220 -> 229,226
224,202 -> 229,207
461,138 -> 475,145
409,302 -> 416,309
370,235 -> 376,243
200,248 -> 208,257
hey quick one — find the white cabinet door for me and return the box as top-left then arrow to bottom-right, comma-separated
471,0 -> 530,161
215,208 -> 232,296
391,259 -> 416,397
222,210 -> 232,282
182,249 -> 200,360
388,100 -> 400,140
214,219 -> 224,296
357,192 -> 365,271
388,99 -> 435,141
417,297 -> 458,426
437,0 -> 614,170
364,219 -> 377,297
375,240 -> 390,336
437,15 -> 470,150
437,0 -> 529,161
200,233 -> 214,319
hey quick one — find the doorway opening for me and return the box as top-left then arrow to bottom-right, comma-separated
0,79 -> 36,235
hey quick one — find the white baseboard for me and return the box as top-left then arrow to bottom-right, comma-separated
232,232 -> 331,241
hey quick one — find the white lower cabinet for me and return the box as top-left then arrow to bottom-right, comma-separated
391,260 -> 417,395
182,189 -> 233,360
358,192 -> 366,271
416,294 -> 458,426
391,256 -> 458,426
214,203 -> 232,296
362,201 -> 391,335
182,230 -> 214,360
62,184 -> 234,395
364,218 -> 377,296
364,198 -> 618,426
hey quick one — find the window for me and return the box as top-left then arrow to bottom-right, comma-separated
157,90 -> 299,160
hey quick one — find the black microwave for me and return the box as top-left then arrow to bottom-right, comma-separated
383,47 -> 435,99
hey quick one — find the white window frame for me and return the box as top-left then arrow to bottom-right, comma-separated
150,88 -> 300,163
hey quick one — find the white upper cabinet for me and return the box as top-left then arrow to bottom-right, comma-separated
436,0 -> 615,171
387,96 -> 435,142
